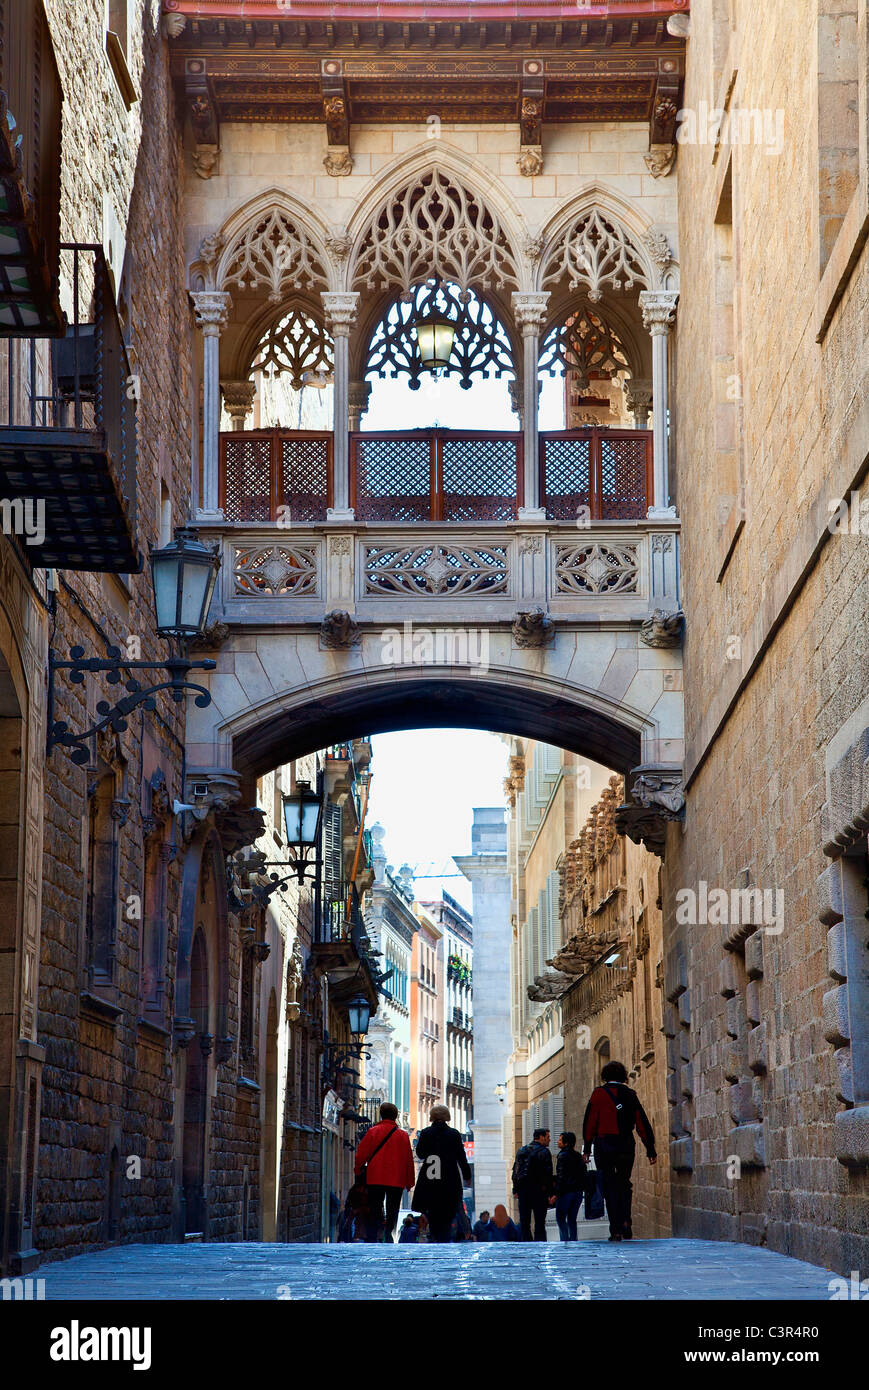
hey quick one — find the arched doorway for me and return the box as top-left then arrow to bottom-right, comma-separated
261,991 -> 278,1241
182,927 -> 210,1236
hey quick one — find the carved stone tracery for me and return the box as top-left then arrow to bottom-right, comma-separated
352,169 -> 520,297
542,208 -> 651,302
220,208 -> 330,301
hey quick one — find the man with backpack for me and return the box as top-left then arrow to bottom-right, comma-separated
582,1061 -> 657,1242
353,1101 -> 416,1243
511,1127 -> 555,1241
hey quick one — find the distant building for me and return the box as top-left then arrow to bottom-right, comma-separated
410,905 -> 444,1134
421,894 -> 473,1146
456,808 -> 513,1211
363,827 -> 417,1131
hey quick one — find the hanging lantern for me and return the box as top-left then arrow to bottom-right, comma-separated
412,309 -> 455,374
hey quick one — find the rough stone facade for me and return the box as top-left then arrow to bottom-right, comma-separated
560,775 -> 671,1239
664,0 -> 869,1273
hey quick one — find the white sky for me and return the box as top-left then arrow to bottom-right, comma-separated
362,368 -> 565,432
366,729 -> 507,913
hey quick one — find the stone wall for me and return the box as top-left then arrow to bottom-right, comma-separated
667,0 -> 869,1273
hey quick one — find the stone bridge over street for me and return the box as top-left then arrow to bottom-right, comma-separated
185,516 -> 684,852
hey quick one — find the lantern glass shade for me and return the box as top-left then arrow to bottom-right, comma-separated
282,781 -> 322,848
412,314 -> 455,373
151,527 -> 220,638
347,994 -> 371,1037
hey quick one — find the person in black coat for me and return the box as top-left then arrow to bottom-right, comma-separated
412,1104 -> 472,1243
554,1131 -> 588,1241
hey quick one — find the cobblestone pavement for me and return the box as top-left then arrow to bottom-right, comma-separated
37,1239 -> 835,1300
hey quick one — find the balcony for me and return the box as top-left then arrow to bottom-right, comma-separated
0,1 -> 63,335
448,1068 -> 472,1092
219,426 -> 653,525
0,244 -> 138,572
312,884 -> 380,1012
451,1007 -> 472,1033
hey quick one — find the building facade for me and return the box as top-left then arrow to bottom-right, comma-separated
559,775 -> 670,1238
456,807 -> 513,1212
422,894 -> 474,1146
410,903 -> 444,1136
363,827 -> 416,1131
656,0 -> 869,1271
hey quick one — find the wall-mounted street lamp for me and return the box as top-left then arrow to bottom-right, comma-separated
246,777 -> 325,908
48,526 -> 221,765
323,992 -> 374,1085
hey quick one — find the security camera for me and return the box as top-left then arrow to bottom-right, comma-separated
191,782 -> 210,799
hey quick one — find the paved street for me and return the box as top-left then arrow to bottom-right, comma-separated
37,1239 -> 834,1301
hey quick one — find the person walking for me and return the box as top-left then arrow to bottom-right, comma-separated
412,1104 -> 472,1243
582,1061 -> 657,1242
353,1101 -> 416,1244
472,1210 -> 491,1241
554,1131 -> 587,1242
511,1128 -> 555,1241
485,1204 -> 520,1241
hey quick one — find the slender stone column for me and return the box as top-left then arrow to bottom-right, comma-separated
639,291 -> 679,517
623,376 -> 653,429
220,379 -> 256,432
511,291 -> 550,519
191,290 -> 232,520
322,292 -> 359,521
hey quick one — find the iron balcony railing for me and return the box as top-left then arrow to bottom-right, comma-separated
219,425 -> 653,525
0,242 -> 137,569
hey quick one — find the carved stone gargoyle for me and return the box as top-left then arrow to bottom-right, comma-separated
320,609 -> 361,649
640,608 -> 685,648
527,969 -> 573,1003
512,606 -> 555,649
615,766 -> 685,858
548,929 -> 620,976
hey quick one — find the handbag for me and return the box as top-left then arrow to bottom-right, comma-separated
584,1167 -> 605,1220
357,1123 -> 399,1187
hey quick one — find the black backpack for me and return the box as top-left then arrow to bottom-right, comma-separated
512,1144 -> 534,1185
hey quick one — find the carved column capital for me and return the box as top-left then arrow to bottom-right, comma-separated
221,379 -> 256,429
639,290 -> 679,336
191,290 -> 232,337
511,291 -> 550,337
623,377 -> 653,417
321,291 -> 360,337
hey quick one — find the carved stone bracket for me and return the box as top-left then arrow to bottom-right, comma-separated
185,58 -> 219,179
173,1016 -> 196,1052
640,608 -> 685,648
189,621 -> 230,653
645,144 -> 676,179
519,58 -> 545,176
527,968 -> 572,1002
321,58 -> 353,175
615,765 -> 685,858
512,607 -> 555,648
320,609 -> 361,649
649,71 -> 680,171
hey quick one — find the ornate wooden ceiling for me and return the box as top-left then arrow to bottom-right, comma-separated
167,2 -> 686,152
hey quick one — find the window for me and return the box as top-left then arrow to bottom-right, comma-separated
817,3 -> 859,274
85,769 -> 123,989
105,0 -> 137,109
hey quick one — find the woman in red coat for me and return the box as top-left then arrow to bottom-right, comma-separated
353,1102 -> 416,1243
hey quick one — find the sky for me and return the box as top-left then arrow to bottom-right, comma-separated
365,729 -> 507,913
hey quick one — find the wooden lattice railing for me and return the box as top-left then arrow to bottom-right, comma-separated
219,427 -> 652,523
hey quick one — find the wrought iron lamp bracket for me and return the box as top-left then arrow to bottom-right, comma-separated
48,642 -> 217,765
